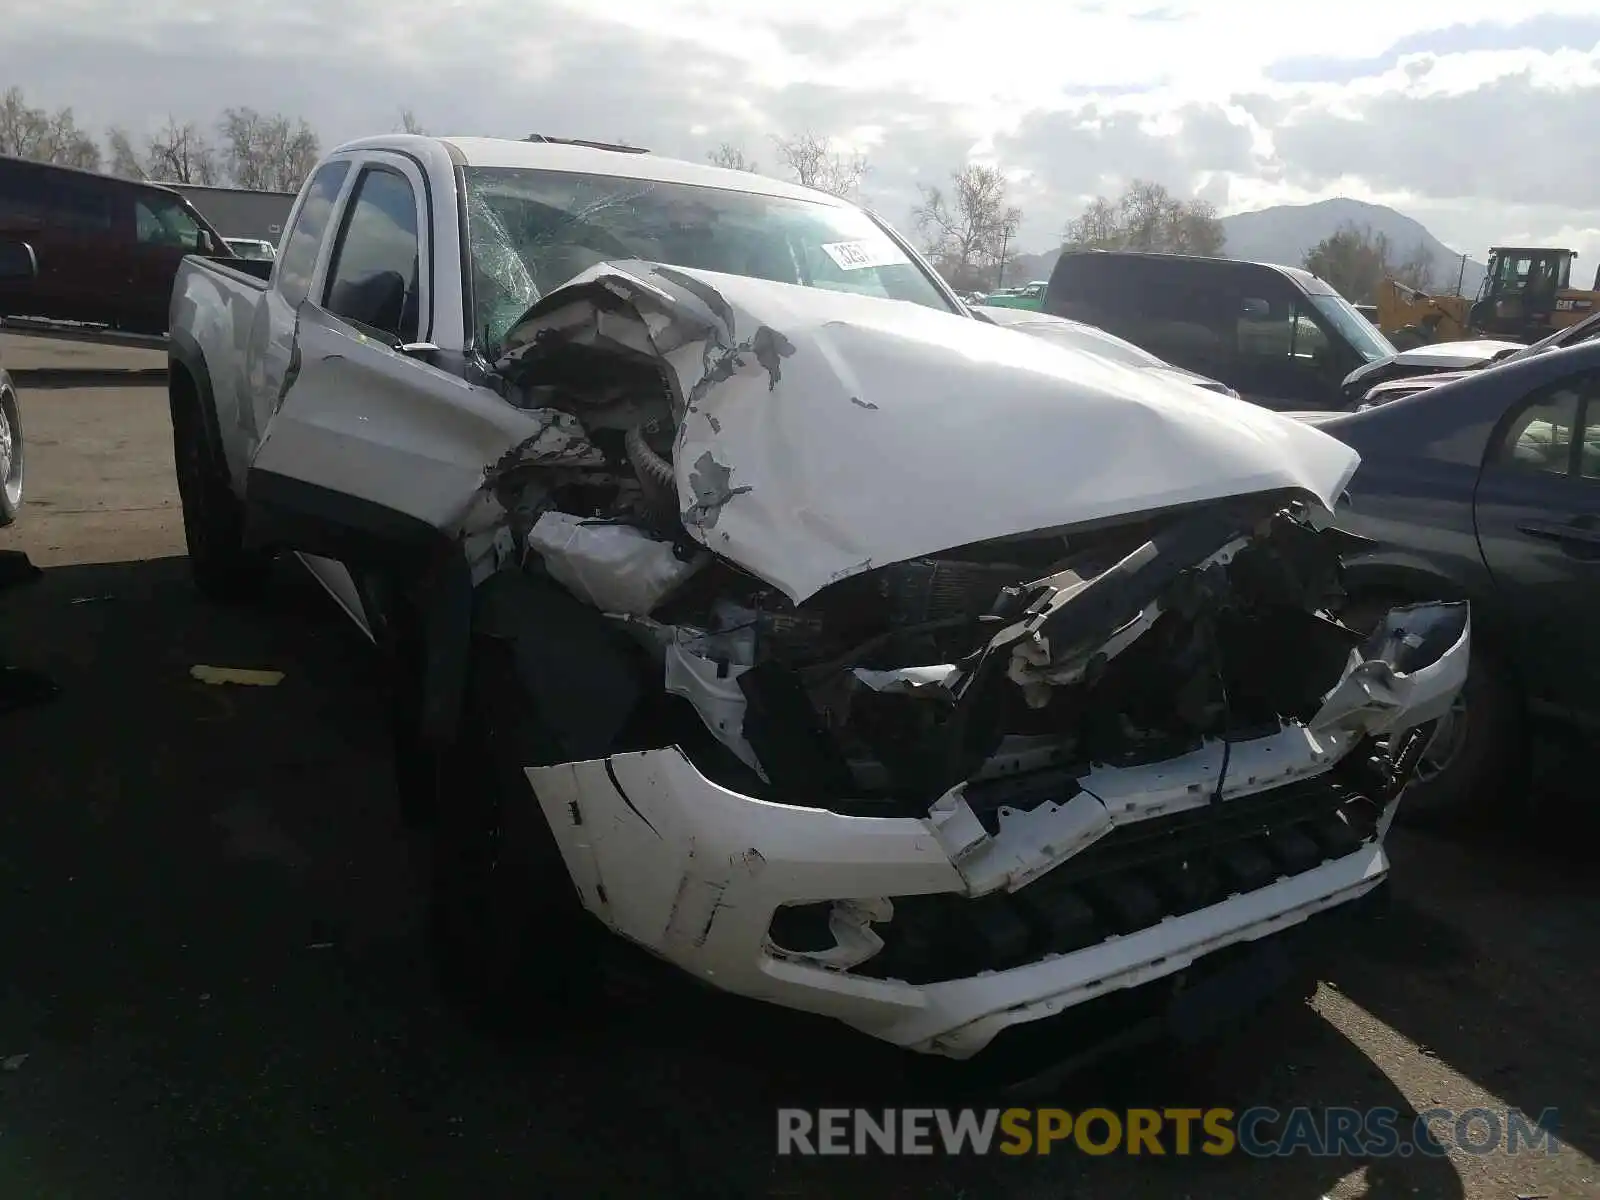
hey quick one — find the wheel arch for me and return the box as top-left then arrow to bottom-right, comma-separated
167,329 -> 224,459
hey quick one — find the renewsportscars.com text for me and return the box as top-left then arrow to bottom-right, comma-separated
776,1106 -> 1562,1158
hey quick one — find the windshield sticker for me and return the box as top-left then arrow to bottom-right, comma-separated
820,239 -> 911,272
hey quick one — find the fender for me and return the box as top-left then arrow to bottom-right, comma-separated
167,329 -> 225,472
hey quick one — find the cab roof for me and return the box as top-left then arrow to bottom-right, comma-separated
329,134 -> 846,208
1054,248 -> 1338,296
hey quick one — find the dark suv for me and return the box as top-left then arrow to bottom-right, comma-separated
0,155 -> 232,335
1045,249 -> 1398,411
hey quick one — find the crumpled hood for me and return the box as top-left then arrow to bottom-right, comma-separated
500,262 -> 1361,604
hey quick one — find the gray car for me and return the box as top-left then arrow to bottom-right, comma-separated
1351,310 -> 1600,410
1307,337 -> 1600,822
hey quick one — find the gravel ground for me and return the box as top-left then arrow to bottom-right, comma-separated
0,340 -> 1596,1199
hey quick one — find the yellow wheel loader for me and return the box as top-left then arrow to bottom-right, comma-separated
1376,247 -> 1599,349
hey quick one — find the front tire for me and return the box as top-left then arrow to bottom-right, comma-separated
170,369 -> 272,603
1340,598 -> 1523,826
0,378 -> 23,527
428,635 -> 601,1029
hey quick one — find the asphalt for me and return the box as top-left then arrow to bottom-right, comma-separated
0,337 -> 1597,1199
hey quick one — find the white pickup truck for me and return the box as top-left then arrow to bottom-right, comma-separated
167,133 -> 1469,1067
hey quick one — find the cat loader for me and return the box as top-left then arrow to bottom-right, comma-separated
1376,246 -> 1598,349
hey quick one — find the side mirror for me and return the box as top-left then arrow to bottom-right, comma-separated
196,230 -> 216,254
0,240 -> 38,281
1240,297 -> 1271,320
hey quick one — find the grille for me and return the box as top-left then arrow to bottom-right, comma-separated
850,774 -> 1383,986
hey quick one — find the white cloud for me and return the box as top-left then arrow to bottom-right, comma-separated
5,0 -> 1600,267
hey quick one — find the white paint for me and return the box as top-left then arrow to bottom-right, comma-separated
524,607 -> 1469,1056
519,262 -> 1363,604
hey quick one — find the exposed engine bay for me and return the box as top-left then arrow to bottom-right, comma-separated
474,264 -> 1399,816
440,261 -> 1470,1057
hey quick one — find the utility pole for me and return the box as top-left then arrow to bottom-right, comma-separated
1455,253 -> 1467,298
995,227 -> 1010,290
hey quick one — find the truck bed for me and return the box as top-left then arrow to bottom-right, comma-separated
185,254 -> 272,289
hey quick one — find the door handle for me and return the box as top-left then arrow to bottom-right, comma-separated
1517,518 -> 1600,547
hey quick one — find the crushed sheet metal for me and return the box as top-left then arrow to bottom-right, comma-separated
926,602 -> 1468,898
481,409 -> 605,486
500,261 -> 1363,604
663,642 -> 766,778
851,664 -> 959,695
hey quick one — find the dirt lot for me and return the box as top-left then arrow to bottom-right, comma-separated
1,336 -> 1597,1199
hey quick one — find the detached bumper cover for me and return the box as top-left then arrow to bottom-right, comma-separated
525,602 -> 1469,1058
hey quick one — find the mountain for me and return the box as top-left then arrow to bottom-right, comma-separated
1218,198 -> 1484,297
1008,198 -> 1485,298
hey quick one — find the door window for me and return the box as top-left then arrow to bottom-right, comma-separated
1582,399 -> 1600,482
1491,381 -> 1588,476
1236,298 -> 1332,360
322,167 -> 421,343
275,160 -> 351,309
134,195 -> 202,248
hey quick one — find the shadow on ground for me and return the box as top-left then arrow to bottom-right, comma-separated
9,368 -> 167,389
0,555 -> 1587,1197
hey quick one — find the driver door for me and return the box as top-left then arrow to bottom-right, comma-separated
245,157 -> 552,609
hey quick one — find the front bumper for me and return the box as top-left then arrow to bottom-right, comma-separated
524,601 -> 1469,1059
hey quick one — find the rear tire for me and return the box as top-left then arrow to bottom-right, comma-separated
0,378 -> 23,528
428,635 -> 601,1031
170,369 -> 272,604
1339,597 -> 1523,826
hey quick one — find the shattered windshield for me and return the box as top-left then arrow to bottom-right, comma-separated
461,166 -> 954,354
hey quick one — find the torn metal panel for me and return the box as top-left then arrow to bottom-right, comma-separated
250,303 -> 563,534
498,262 -> 1363,604
663,642 -> 766,778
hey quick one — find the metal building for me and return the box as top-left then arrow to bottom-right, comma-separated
171,183 -> 297,246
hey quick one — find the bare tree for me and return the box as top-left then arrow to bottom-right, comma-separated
1302,222 -> 1438,303
397,109 -> 427,135
770,131 -> 866,198
0,86 -> 101,170
912,165 -> 1022,293
144,117 -> 219,183
1062,180 -> 1224,256
707,142 -> 757,172
218,107 -> 321,192
106,128 -> 149,180
1391,241 -> 1437,292
109,119 -> 219,184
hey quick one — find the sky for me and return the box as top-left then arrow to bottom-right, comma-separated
5,0 -> 1600,266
